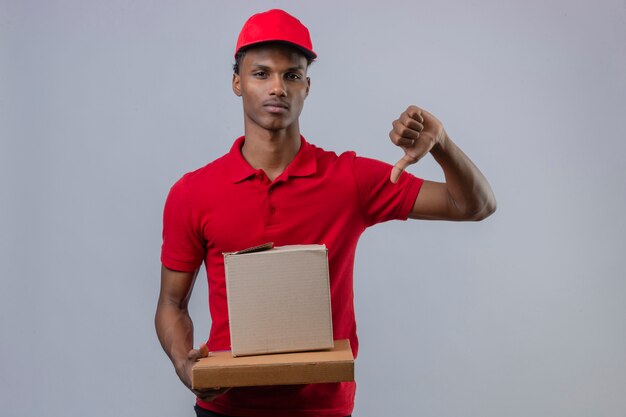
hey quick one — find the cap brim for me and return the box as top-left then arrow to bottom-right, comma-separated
236,40 -> 317,60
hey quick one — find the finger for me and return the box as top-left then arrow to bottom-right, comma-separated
405,105 -> 424,123
199,343 -> 209,358
399,114 -> 424,132
389,129 -> 415,147
188,348 -> 201,361
391,120 -> 420,139
195,387 -> 231,402
392,119 -> 421,141
193,387 -> 229,394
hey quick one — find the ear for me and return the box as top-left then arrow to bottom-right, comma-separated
305,77 -> 311,97
232,73 -> 242,97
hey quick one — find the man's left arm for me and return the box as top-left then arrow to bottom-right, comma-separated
389,105 -> 497,221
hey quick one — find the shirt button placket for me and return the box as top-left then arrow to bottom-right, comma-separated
267,186 -> 277,225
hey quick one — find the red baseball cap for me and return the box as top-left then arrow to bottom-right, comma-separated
235,9 -> 317,59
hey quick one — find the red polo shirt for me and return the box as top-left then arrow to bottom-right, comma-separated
161,136 -> 423,417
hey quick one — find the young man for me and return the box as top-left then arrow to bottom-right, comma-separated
155,9 -> 496,417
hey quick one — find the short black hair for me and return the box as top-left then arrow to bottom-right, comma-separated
232,50 -> 247,75
232,44 -> 314,74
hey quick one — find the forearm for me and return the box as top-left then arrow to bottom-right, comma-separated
430,132 -> 496,220
155,301 -> 194,371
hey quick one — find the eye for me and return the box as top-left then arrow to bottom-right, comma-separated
252,71 -> 267,78
286,73 -> 302,81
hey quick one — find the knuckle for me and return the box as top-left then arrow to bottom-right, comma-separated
398,126 -> 410,136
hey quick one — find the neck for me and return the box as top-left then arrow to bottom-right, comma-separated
241,125 -> 301,182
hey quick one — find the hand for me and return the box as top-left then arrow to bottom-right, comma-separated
176,343 -> 231,402
389,105 -> 446,183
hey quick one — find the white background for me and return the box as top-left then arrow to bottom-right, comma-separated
1,1 -> 625,416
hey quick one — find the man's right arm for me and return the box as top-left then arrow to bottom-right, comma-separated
155,265 -> 229,401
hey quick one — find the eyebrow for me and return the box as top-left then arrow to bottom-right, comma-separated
249,63 -> 305,72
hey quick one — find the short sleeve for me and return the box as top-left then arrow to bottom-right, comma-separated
160,177 -> 206,272
352,155 -> 423,227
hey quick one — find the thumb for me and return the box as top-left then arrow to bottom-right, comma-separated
390,163 -> 405,184
187,343 -> 209,361
390,139 -> 433,183
390,154 -> 415,184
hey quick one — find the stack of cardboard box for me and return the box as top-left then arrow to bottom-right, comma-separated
192,244 -> 354,389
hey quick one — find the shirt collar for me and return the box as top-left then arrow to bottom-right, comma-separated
229,135 -> 317,183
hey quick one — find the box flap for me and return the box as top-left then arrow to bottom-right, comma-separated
225,242 -> 274,256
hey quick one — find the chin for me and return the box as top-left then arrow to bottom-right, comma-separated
260,118 -> 294,131
246,113 -> 298,133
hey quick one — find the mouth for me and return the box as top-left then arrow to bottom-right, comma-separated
263,101 -> 289,113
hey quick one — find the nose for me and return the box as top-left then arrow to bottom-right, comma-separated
269,75 -> 287,97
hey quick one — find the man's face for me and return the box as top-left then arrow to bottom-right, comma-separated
232,44 -> 310,133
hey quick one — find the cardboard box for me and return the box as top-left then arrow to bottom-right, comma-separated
224,244 -> 333,357
192,339 -> 354,389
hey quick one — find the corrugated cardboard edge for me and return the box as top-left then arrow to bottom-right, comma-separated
192,339 -> 354,389
231,341 -> 334,358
